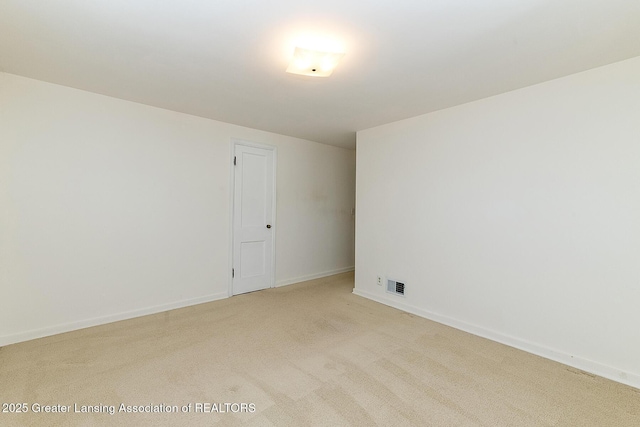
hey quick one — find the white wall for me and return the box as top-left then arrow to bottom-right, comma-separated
0,72 -> 355,346
354,56 -> 640,389
276,139 -> 355,286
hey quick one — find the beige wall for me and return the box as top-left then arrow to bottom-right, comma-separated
0,72 -> 355,345
355,56 -> 640,389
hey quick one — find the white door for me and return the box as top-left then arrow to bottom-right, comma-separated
232,144 -> 275,295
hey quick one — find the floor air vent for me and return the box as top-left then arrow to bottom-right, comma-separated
387,279 -> 405,296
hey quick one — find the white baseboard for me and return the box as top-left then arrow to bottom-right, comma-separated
276,266 -> 354,288
352,288 -> 640,390
0,292 -> 229,347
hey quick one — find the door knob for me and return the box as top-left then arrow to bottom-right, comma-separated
266,224 -> 272,229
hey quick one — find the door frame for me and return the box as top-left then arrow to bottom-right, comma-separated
228,138 -> 277,297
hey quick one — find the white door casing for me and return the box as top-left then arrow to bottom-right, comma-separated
232,142 -> 275,295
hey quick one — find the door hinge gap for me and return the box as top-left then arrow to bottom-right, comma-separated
232,268 -> 235,278
233,156 -> 236,165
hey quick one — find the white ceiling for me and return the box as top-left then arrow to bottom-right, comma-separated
1,1 -> 639,149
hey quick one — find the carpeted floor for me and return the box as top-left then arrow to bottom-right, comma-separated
1,272 -> 638,426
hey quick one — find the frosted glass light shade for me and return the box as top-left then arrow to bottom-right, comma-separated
286,47 -> 344,77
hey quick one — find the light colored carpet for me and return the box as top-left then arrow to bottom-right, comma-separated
0,272 -> 638,426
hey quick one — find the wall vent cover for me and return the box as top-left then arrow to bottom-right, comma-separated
387,279 -> 405,296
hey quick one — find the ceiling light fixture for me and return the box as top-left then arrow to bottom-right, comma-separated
286,47 -> 344,77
